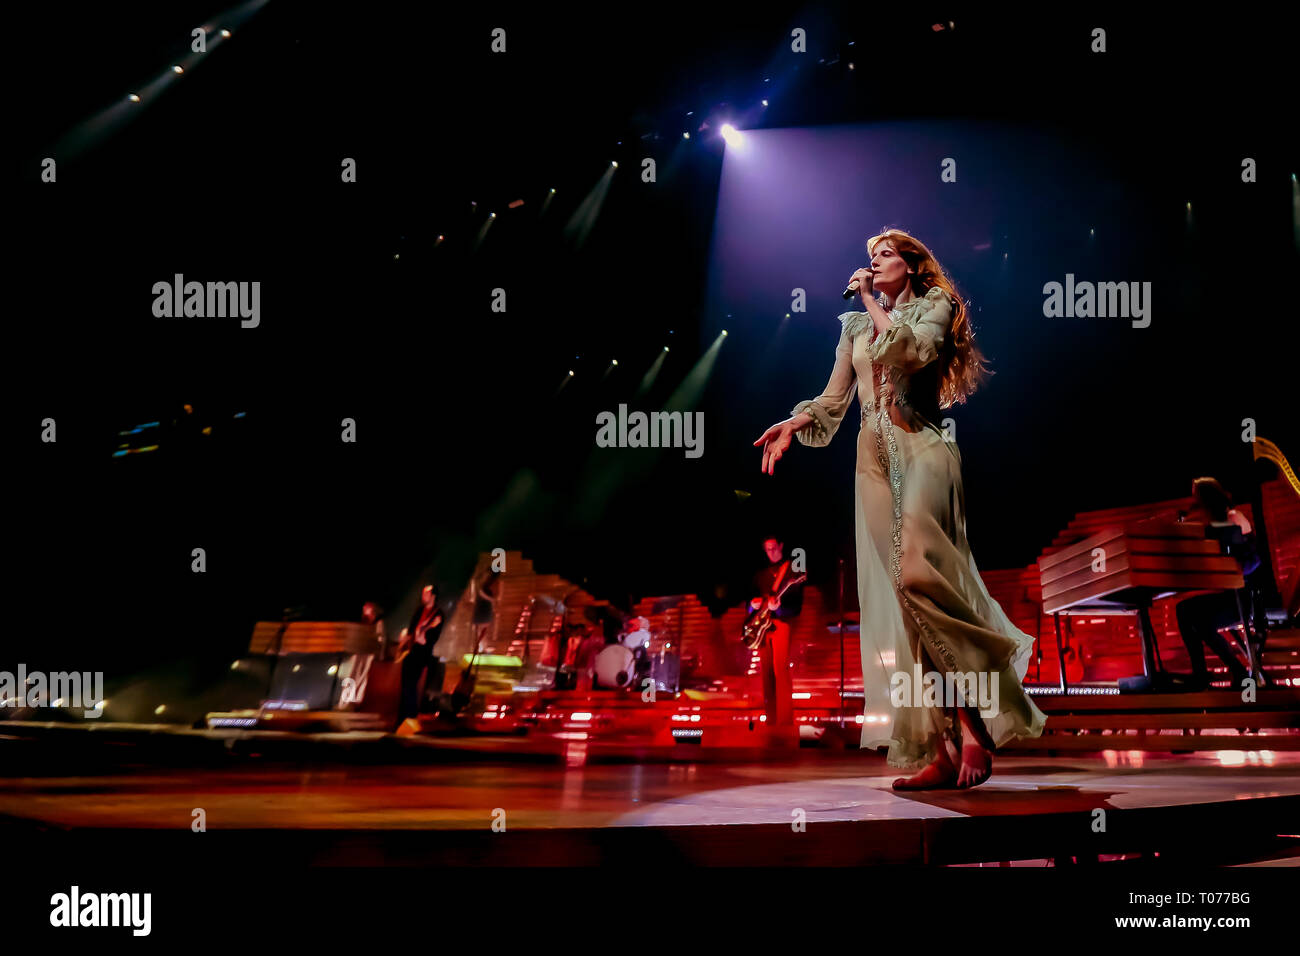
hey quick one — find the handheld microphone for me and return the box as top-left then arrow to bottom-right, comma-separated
842,269 -> 873,301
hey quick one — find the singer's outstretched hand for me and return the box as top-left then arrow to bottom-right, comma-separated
754,420 -> 797,475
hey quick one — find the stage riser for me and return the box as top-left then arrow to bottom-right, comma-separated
1031,688 -> 1300,710
1006,735 -> 1300,752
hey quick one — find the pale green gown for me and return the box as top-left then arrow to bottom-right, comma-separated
792,286 -> 1047,770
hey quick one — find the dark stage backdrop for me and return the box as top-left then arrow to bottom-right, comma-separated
7,2 -> 1296,680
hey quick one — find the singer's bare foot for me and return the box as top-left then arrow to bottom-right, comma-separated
954,706 -> 994,788
892,738 -> 958,790
956,739 -> 992,789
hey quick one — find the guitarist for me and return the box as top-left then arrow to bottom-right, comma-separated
749,536 -> 804,746
396,584 -> 445,733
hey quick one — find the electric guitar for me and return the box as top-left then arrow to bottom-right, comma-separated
742,573 -> 807,650
395,609 -> 443,664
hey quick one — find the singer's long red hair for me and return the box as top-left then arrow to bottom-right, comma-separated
866,228 -> 991,408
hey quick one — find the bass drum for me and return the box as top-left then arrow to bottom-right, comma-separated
593,644 -> 634,689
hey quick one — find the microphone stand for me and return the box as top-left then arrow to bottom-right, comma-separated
837,558 -> 846,718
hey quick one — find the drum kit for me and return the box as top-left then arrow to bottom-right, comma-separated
531,597 -> 683,694
591,615 -> 680,692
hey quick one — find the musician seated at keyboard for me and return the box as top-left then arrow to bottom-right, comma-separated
749,535 -> 804,745
1173,477 -> 1266,691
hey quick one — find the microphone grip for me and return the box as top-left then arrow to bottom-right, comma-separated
843,270 -> 872,300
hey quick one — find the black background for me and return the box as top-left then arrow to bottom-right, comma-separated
9,1 -> 1297,682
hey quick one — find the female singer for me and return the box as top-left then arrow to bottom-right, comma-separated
754,229 -> 1046,788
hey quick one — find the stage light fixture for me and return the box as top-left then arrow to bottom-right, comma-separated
172,65 -> 184,74
221,29 -> 231,37
128,93 -> 140,102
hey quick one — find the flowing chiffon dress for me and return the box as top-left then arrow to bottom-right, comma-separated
791,286 -> 1047,770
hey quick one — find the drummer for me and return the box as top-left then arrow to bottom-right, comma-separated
621,616 -> 652,651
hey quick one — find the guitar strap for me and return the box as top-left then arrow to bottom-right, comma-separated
414,604 -> 440,644
771,560 -> 790,595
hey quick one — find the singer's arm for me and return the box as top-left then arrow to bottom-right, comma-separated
789,319 -> 858,447
862,295 -> 894,338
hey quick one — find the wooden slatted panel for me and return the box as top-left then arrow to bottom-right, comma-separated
1042,497 -> 1256,556
630,588 -> 860,695
247,621 -> 375,656
631,594 -> 736,678
1260,472 -> 1300,606
1039,521 -> 1244,614
437,551 -> 611,664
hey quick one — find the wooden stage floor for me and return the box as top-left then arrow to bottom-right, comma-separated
2,728 -> 1298,865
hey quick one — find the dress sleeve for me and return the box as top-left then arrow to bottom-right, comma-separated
790,315 -> 859,447
866,286 -> 953,374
